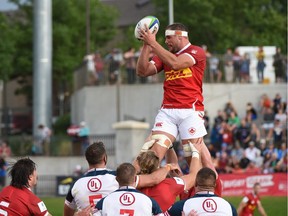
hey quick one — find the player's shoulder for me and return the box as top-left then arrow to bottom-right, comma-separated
185,44 -> 205,57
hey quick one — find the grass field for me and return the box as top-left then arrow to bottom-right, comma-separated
43,196 -> 287,216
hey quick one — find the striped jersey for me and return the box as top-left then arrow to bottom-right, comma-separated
65,168 -> 119,210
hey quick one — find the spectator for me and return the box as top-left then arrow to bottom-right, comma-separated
223,48 -> 234,83
273,47 -> 285,83
224,101 -> 237,118
231,142 -> 245,165
246,102 -> 258,121
227,111 -> 241,136
249,123 -> 261,145
94,163 -> 163,216
209,53 -> 222,83
232,48 -> 242,83
83,53 -> 97,85
245,161 -> 262,174
244,141 -> 262,166
167,167 -> 237,216
237,182 -> 267,216
236,118 -> 251,148
0,141 -> 12,158
78,121 -> 90,155
256,46 -> 266,83
93,51 -> 105,85
0,158 -> 52,215
37,124 -> 52,156
277,142 -> 288,160
240,53 -> 250,83
267,119 -> 285,147
106,48 -> 123,85
263,143 -> 278,164
259,93 -> 272,115
124,47 -> 137,84
261,107 -> 275,138
275,151 -> 288,172
272,93 -> 283,113
263,152 -> 278,174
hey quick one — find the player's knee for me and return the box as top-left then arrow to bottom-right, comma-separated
151,134 -> 172,149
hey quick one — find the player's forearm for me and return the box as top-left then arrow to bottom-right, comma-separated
149,40 -> 179,69
165,148 -> 178,164
137,166 -> 169,188
136,45 -> 152,76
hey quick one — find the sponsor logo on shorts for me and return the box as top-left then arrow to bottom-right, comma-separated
189,127 -> 196,135
119,192 -> 135,206
155,122 -> 163,127
202,198 -> 217,212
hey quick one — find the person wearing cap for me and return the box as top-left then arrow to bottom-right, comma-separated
136,22 -> 207,166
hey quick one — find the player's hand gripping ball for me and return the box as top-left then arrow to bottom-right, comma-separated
134,16 -> 160,40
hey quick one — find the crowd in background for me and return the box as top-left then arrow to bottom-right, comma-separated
174,92 -> 287,175
83,45 -> 287,85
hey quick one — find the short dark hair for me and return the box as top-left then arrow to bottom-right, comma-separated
9,157 -> 36,189
166,23 -> 188,32
116,163 -> 136,186
85,142 -> 107,165
195,167 -> 216,189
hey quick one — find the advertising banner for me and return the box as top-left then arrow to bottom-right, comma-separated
219,173 -> 287,196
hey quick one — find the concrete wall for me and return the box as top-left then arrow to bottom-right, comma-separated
71,83 -> 287,135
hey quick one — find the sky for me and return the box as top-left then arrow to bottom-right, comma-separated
0,0 -> 18,11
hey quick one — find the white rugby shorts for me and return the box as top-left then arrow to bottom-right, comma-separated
152,108 -> 207,140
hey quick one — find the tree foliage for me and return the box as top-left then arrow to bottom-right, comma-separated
0,0 -> 118,90
153,0 -> 287,53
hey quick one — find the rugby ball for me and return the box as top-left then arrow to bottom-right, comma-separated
134,16 -> 160,40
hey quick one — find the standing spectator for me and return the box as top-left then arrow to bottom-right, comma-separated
136,23 -> 208,164
94,163 -> 163,216
124,47 -> 137,84
223,47 -> 234,83
106,48 -> 123,85
273,47 -> 285,83
256,46 -> 266,83
166,167 -> 237,216
237,182 -> 267,216
0,158 -> 51,215
232,48 -> 242,83
78,121 -> 90,155
93,51 -> 105,85
83,53 -> 97,85
202,44 -> 212,83
240,53 -> 250,83
38,124 -> 52,156
209,53 -> 222,83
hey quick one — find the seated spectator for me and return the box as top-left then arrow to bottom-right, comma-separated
236,118 -> 251,148
227,111 -> 241,134
224,101 -> 237,118
263,143 -> 278,164
231,162 -> 244,174
249,123 -> 261,145
275,151 -> 288,172
267,119 -> 285,147
0,141 -> 11,158
261,107 -> 275,137
260,93 -> 272,115
219,122 -> 234,150
263,152 -> 279,174
245,161 -> 262,174
259,139 -> 267,157
277,143 -> 288,160
244,141 -> 262,167
246,102 -> 258,121
215,151 -> 230,174
231,142 -> 245,166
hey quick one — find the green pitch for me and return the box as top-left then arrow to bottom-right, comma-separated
43,196 -> 287,216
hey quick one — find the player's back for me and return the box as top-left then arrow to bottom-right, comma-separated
96,188 -> 163,216
183,193 -> 237,216
0,186 -> 48,215
65,168 -> 119,209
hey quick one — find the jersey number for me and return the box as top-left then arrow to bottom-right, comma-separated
88,194 -> 102,206
120,209 -> 134,216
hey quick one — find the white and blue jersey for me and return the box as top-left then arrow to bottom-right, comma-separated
65,168 -> 119,210
95,186 -> 163,216
166,192 -> 237,216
